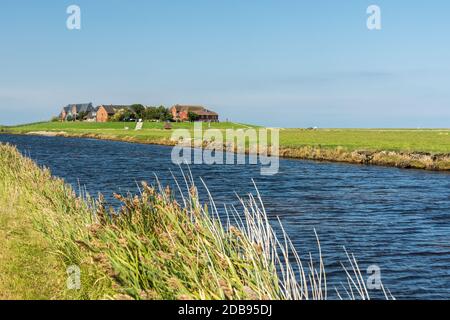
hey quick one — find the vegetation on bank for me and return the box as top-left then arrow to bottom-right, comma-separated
0,144 -> 112,299
1,121 -> 256,131
280,128 -> 450,154
0,121 -> 260,146
2,122 -> 450,170
0,144 -> 387,300
278,129 -> 450,170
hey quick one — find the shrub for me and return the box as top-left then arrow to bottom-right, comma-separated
188,112 -> 200,122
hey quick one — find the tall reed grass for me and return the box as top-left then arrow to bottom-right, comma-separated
0,143 -> 392,300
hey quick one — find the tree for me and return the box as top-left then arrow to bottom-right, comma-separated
188,111 -> 200,122
130,104 -> 145,119
157,106 -> 173,122
77,111 -> 89,121
111,109 -> 135,122
142,106 -> 173,122
143,107 -> 159,121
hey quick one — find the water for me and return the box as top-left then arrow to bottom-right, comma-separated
1,134 -> 449,300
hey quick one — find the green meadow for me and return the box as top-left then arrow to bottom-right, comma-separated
1,121 -> 259,144
5,121 -> 258,131
2,122 -> 450,154
280,128 -> 450,154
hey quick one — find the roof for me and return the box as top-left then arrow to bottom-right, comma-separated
195,110 -> 218,116
171,105 -> 218,115
171,105 -> 206,113
66,103 -> 94,113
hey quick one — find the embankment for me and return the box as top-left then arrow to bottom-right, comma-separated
279,146 -> 450,171
5,130 -> 450,171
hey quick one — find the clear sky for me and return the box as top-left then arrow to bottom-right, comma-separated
0,0 -> 449,127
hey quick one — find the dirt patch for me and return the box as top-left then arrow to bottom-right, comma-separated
26,131 -> 67,137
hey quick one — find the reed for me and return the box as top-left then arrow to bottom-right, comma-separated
0,143 -> 392,300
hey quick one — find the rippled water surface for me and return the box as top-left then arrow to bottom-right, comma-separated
1,134 -> 449,299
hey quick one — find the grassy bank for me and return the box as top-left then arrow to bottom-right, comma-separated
0,143 -> 387,300
0,144 -> 112,299
2,122 -> 450,170
279,129 -> 450,170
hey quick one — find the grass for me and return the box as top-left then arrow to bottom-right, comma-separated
1,121 -> 260,145
0,184 -> 65,299
278,129 -> 450,170
0,144 -> 113,299
3,122 -> 450,153
2,121 -> 258,133
2,121 -> 450,170
0,143 -> 389,300
280,128 -> 450,154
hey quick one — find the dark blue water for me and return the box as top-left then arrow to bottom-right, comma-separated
1,134 -> 449,300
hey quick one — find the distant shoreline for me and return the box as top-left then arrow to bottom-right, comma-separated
2,127 -> 449,172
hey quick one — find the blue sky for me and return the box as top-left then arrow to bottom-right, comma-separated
0,0 -> 449,127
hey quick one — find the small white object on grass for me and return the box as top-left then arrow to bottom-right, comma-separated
135,122 -> 143,131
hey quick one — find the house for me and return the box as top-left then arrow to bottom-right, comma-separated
59,103 -> 94,121
84,109 -> 98,122
170,105 -> 219,122
96,105 -> 133,122
59,106 -> 71,121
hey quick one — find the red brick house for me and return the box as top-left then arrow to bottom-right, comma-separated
170,105 -> 219,122
96,105 -> 132,122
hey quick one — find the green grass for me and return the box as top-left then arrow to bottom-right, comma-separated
3,121 -> 449,170
0,186 -> 65,299
2,121 -> 260,145
0,144 -> 113,299
4,121 -> 258,132
0,143 -> 385,300
280,129 -> 450,154
3,122 -> 450,154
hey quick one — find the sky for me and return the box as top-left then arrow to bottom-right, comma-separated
0,0 -> 449,127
